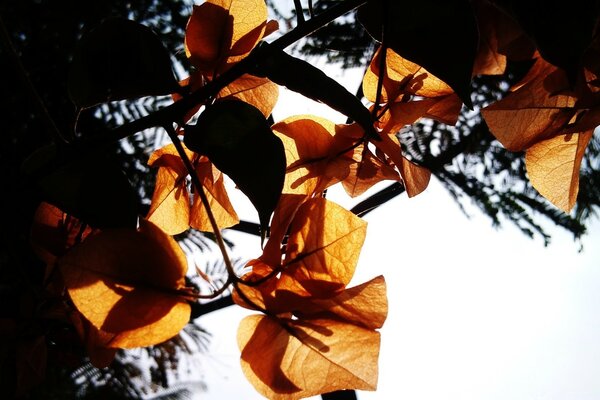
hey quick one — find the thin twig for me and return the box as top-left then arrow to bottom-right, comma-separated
163,124 -> 237,280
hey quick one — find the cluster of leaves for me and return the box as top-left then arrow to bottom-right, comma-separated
11,0 -> 600,399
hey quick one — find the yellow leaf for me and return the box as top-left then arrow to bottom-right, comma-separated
525,130 -> 593,212
238,315 -> 381,399
58,220 -> 191,348
280,198 -> 367,297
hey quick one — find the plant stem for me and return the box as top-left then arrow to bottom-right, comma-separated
163,124 -> 237,280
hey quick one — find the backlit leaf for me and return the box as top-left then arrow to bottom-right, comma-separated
342,145 -> 400,198
363,47 -> 454,103
68,18 -> 178,108
358,0 -> 477,107
58,220 -> 190,348
281,198 -> 367,297
525,130 -> 593,212
238,315 -> 381,399
217,74 -> 279,117
190,157 -> 240,231
482,58 -> 577,151
184,100 -> 285,234
273,115 -> 357,196
185,0 -> 267,73
147,145 -> 192,235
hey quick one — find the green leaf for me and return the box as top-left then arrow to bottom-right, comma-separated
358,0 -> 477,108
68,17 -> 179,108
491,0 -> 598,84
250,45 -> 378,139
184,100 -> 286,237
25,148 -> 139,229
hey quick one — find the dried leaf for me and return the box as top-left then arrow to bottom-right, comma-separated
482,58 -> 577,151
363,47 -> 453,103
273,115 -> 357,196
190,158 -> 239,231
359,0 -> 477,106
238,315 -> 381,399
342,145 -> 400,198
280,198 -> 367,297
185,0 -> 266,73
58,220 -> 191,348
147,144 -> 192,235
525,130 -> 593,212
218,74 -> 279,117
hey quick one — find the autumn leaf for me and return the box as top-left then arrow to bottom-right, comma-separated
279,197 -> 367,297
147,145 -> 192,235
147,143 -> 239,234
272,115 -> 358,197
363,47 -> 454,104
217,73 -> 279,117
184,0 -> 267,73
358,0 -> 477,106
58,219 -> 191,349
482,58 -> 577,151
526,130 -> 593,212
238,315 -> 381,399
189,157 -> 239,231
342,144 -> 400,198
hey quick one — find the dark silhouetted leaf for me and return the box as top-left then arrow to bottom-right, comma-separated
250,45 -> 378,139
184,100 -> 285,237
68,17 -> 179,108
358,0 -> 477,108
28,152 -> 138,229
490,0 -> 598,84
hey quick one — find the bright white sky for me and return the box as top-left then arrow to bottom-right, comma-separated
193,65 -> 600,400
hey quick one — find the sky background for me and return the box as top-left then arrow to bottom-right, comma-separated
192,65 -> 600,400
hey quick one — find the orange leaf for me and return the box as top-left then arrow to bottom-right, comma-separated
238,315 -> 381,399
471,0 -> 508,76
147,144 -> 192,235
273,115 -> 357,196
482,59 -> 577,151
184,0 -> 266,73
342,145 -> 400,198
372,131 -> 431,197
217,74 -> 279,117
190,158 -> 239,231
280,198 -> 367,297
363,47 -> 453,103
58,220 -> 190,348
525,130 -> 593,212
